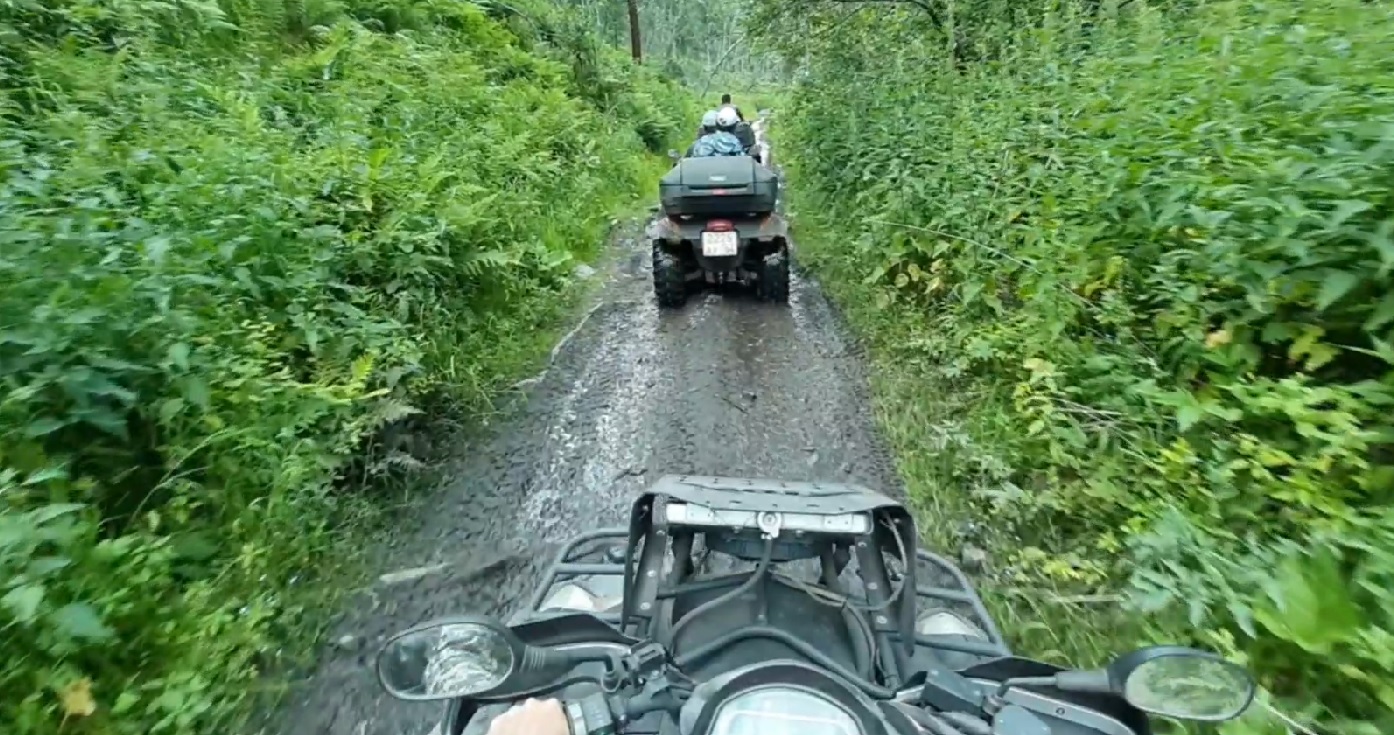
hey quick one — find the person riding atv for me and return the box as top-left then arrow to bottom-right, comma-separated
720,93 -> 745,121
695,109 -> 718,139
711,98 -> 756,157
686,107 -> 745,158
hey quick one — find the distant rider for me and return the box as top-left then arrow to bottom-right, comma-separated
687,107 -> 745,157
720,93 -> 745,121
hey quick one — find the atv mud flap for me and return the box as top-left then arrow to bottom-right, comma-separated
648,214 -> 788,244
648,215 -> 788,278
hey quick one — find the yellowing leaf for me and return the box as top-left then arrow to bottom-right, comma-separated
1204,329 -> 1232,348
60,678 -> 96,718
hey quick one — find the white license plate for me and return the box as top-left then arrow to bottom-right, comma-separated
701,230 -> 739,257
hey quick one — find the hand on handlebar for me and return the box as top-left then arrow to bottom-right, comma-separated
488,698 -> 570,735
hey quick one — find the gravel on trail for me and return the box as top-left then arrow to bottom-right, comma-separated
257,215 -> 902,735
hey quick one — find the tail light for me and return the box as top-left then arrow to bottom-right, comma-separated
706,219 -> 735,232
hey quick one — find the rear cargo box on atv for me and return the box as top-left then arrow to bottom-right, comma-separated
659,156 -> 779,217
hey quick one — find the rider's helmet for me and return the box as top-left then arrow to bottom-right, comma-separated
715,107 -> 740,131
700,109 -> 719,132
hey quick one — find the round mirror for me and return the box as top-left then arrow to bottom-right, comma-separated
376,621 -> 517,700
1121,652 -> 1256,721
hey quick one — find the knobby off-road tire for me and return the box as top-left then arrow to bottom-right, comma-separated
758,249 -> 790,304
652,241 -> 687,308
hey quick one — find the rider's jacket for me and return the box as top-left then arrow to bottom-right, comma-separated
688,130 -> 745,157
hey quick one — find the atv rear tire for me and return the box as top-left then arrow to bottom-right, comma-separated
758,249 -> 790,303
652,242 -> 687,308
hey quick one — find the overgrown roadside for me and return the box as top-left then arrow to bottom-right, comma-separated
0,2 -> 691,734
755,1 -> 1394,734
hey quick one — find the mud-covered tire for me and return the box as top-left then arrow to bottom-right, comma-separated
652,241 -> 687,308
758,249 -> 790,303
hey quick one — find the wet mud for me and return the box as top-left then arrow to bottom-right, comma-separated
257,218 -> 901,735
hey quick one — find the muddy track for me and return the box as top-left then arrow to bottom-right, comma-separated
256,218 -> 902,735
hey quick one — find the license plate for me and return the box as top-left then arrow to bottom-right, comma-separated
701,230 -> 739,257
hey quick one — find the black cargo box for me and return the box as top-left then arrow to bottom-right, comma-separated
659,156 -> 779,217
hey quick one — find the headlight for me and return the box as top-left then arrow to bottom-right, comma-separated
539,580 -> 622,613
915,610 -> 987,639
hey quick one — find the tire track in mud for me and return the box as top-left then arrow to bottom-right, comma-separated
256,217 -> 901,735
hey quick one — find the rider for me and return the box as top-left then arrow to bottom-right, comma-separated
686,107 -> 745,157
723,105 -> 757,155
720,93 -> 745,121
696,109 -> 718,138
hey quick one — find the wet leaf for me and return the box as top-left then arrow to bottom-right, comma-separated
1315,270 -> 1360,311
52,603 -> 114,640
3,584 -> 44,623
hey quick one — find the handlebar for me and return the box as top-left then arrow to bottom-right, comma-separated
563,693 -> 624,735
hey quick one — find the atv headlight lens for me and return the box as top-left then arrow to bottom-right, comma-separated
915,610 -> 988,640
540,583 -> 602,612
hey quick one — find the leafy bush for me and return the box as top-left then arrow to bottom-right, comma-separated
765,0 -> 1394,731
0,1 -> 690,733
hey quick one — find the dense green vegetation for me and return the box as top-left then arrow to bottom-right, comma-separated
0,1 -> 688,733
755,0 -> 1393,732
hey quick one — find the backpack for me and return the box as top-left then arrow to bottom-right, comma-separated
691,131 -> 745,158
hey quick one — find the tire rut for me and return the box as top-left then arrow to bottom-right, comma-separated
254,217 -> 900,735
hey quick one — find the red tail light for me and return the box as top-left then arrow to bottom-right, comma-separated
706,219 -> 735,232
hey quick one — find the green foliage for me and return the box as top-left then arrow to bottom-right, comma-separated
0,1 -> 689,733
764,0 -> 1394,730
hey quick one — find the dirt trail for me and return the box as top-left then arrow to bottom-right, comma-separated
257,212 -> 901,734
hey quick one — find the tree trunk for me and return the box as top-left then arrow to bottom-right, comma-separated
627,0 -> 643,62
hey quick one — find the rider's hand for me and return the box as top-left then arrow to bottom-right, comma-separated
488,698 -> 570,735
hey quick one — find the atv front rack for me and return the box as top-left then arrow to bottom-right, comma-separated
528,527 -> 1012,661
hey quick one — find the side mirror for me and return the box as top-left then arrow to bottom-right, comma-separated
376,615 -> 586,701
1113,647 -> 1256,722
1049,646 -> 1256,722
667,149 -> 681,162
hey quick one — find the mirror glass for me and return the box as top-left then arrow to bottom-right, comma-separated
378,622 -> 516,699
667,149 -> 681,161
1121,653 -> 1255,721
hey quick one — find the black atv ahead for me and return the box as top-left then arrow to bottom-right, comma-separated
648,153 -> 789,308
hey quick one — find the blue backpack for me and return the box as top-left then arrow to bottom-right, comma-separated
691,131 -> 745,158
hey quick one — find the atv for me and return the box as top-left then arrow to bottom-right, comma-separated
649,153 -> 790,308
373,475 -> 1261,735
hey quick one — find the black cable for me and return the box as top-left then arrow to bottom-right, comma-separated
665,538 -> 774,648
